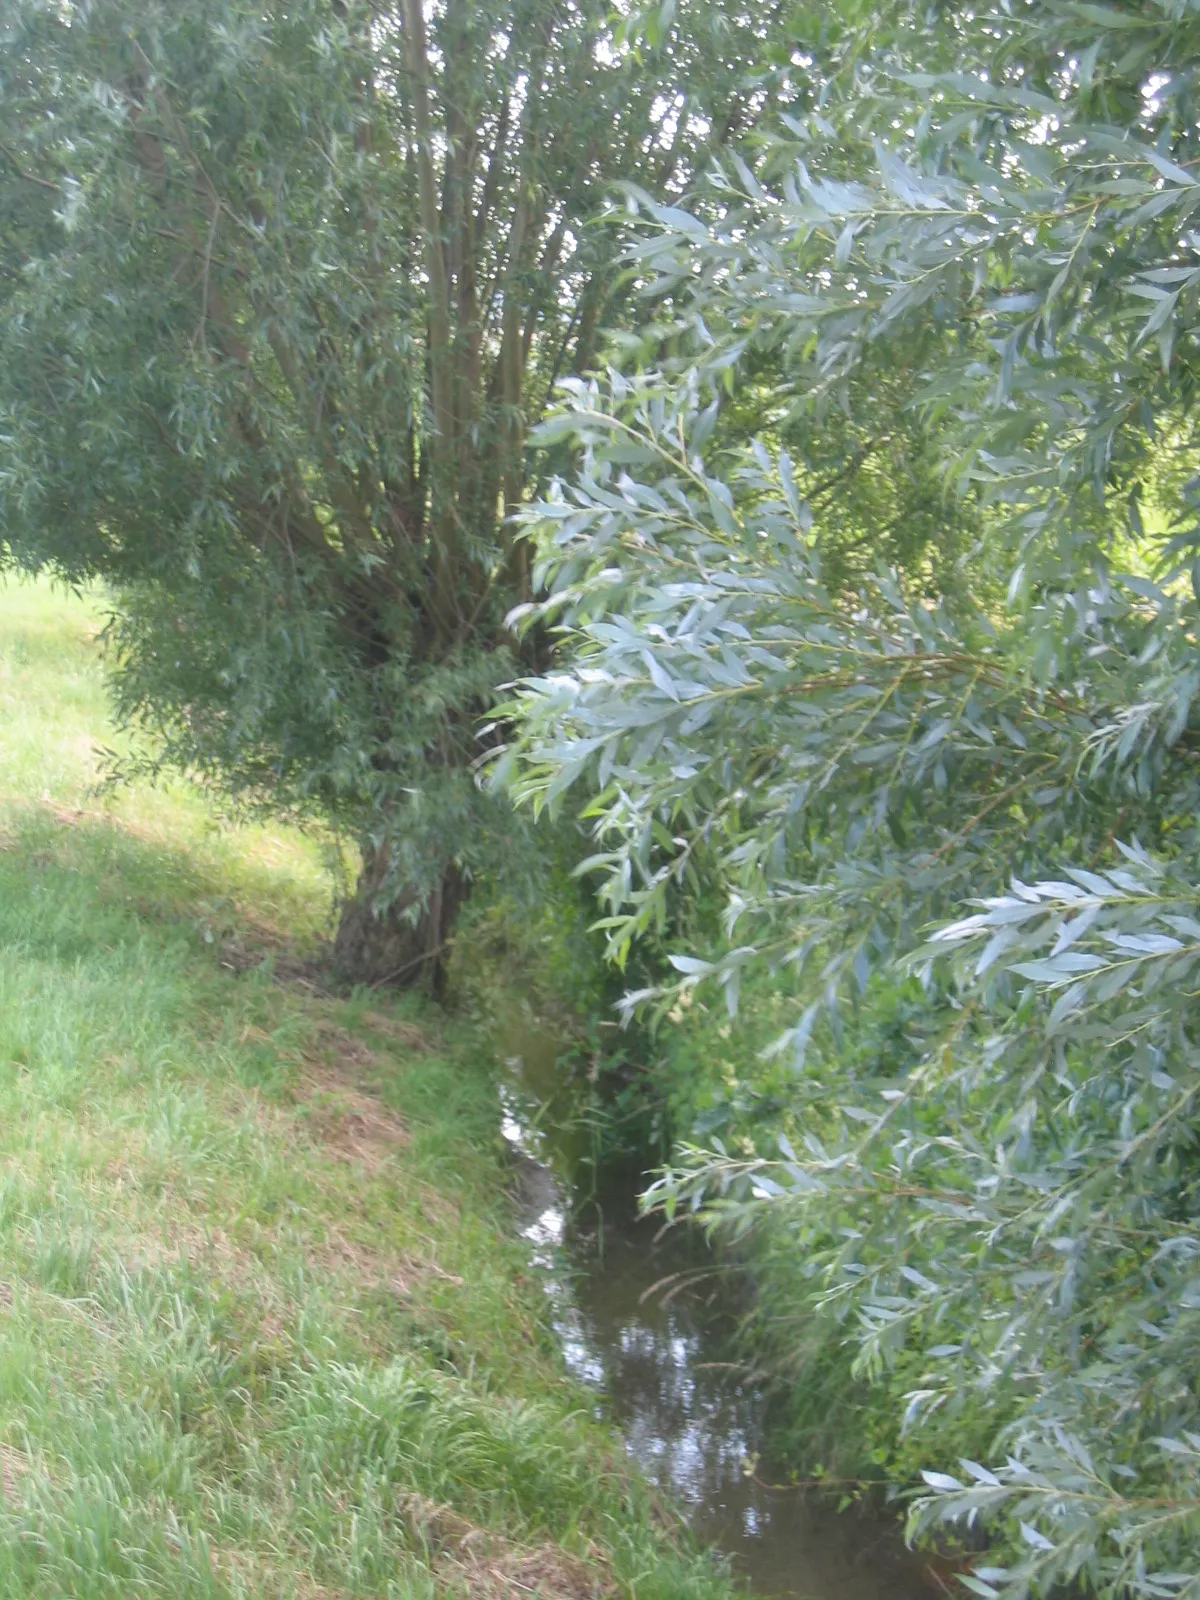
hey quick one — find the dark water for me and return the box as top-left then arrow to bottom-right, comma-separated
500,1042 -> 940,1600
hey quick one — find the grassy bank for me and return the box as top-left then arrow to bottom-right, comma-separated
0,580 -> 734,1599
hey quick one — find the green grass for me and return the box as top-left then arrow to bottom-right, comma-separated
0,579 -> 736,1599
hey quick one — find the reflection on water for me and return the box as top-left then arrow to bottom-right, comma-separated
502,1079 -> 936,1600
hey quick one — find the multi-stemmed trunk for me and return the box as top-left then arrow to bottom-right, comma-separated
332,842 -> 466,994
0,0 -> 766,994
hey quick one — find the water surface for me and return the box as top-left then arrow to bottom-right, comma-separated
501,1065 -> 938,1600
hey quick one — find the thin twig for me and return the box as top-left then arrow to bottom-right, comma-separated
0,142 -> 60,193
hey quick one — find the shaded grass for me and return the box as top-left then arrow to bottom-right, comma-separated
0,580 -> 736,1598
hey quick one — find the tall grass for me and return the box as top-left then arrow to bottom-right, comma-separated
0,580 -> 735,1598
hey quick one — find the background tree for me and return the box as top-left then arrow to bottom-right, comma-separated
0,0 -> 788,986
505,0 -> 1200,1591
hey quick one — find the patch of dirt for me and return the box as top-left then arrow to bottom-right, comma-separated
219,932 -> 333,995
314,1227 -> 463,1302
208,1545 -> 348,1598
0,1444 -> 31,1500
311,1021 -> 380,1072
398,1494 -> 611,1600
125,1224 -> 255,1279
0,798 -> 148,850
360,1010 -> 431,1052
313,1228 -> 423,1300
299,1025 -> 412,1172
157,1029 -> 461,1308
118,1210 -> 460,1355
302,1084 -> 408,1170
229,1017 -> 416,1175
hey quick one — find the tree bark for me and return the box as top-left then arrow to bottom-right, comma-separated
332,842 -> 466,995
401,0 -> 461,636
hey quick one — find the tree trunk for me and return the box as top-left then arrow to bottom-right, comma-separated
332,843 -> 466,995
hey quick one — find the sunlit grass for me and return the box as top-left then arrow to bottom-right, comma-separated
0,578 -> 734,1599
0,577 -> 338,946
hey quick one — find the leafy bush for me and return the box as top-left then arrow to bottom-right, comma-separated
503,2 -> 1200,1592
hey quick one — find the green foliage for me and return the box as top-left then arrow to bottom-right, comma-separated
450,824 -> 614,1027
449,831 -> 676,1182
615,0 -> 1200,584
707,345 -> 985,596
654,960 -> 1005,1490
502,2 -> 1200,1592
0,0 -> 787,970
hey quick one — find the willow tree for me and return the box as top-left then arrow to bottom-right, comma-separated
0,0 -> 782,985
508,0 -> 1200,1590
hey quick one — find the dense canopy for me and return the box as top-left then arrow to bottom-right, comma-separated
0,0 -> 778,980
506,1 -> 1200,1593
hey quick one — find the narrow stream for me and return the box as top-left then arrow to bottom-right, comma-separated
500,1043 -> 940,1600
